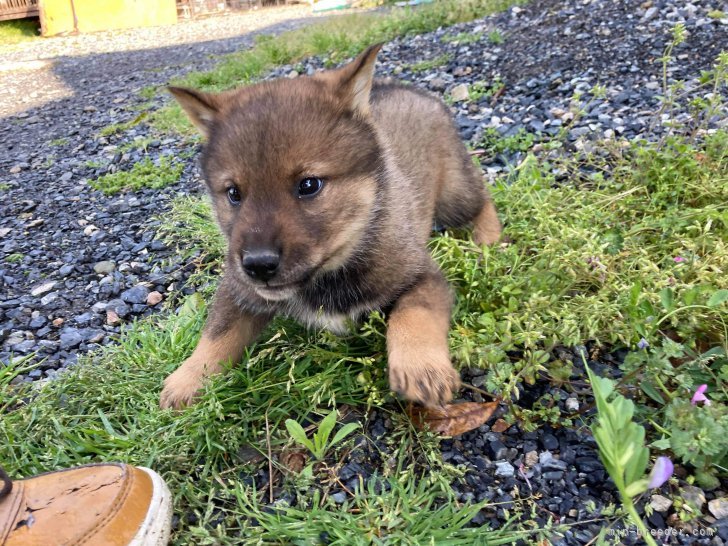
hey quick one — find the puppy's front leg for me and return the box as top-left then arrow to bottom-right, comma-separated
160,279 -> 270,410
387,262 -> 461,408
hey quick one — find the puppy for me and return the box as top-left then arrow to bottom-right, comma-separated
160,44 -> 501,410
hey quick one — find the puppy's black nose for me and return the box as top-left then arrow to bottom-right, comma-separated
242,250 -> 280,282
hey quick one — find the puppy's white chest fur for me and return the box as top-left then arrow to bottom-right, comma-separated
308,312 -> 350,334
292,304 -> 372,335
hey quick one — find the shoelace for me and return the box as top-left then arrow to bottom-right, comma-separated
0,466 -> 12,500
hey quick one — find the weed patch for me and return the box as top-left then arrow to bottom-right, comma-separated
4,253 -> 24,263
89,155 -> 184,195
4,125 -> 726,542
478,126 -> 536,153
0,18 -> 39,45
406,53 -> 452,73
98,112 -> 148,137
148,104 -> 199,138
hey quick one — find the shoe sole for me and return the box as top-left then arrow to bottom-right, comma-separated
130,467 -> 173,546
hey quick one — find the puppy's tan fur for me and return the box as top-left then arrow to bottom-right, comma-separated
160,44 -> 501,410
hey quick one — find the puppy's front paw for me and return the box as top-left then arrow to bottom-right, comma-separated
388,347 -> 461,408
159,364 -> 204,410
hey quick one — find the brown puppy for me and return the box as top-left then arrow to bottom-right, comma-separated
160,44 -> 501,410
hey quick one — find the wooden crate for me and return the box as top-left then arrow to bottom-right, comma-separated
0,0 -> 39,21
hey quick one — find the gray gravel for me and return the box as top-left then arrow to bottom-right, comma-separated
0,5 -> 332,116
0,7 -> 336,376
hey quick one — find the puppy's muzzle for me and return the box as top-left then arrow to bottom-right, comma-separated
241,249 -> 280,282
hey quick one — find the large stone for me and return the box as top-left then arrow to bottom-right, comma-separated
449,83 -> 470,102
120,284 -> 149,304
146,291 -> 163,306
650,494 -> 672,513
59,328 -> 83,349
94,260 -> 116,274
708,497 -> 728,520
31,281 -> 57,297
680,485 -> 706,510
524,450 -> 538,467
495,461 -> 515,478
429,77 -> 448,91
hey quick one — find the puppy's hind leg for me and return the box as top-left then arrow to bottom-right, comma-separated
471,197 -> 502,246
434,148 -> 502,246
160,277 -> 271,410
386,261 -> 460,408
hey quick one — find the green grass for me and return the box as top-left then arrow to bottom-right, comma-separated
98,112 -> 148,138
487,29 -> 504,44
89,155 -> 184,195
0,293 -> 538,543
4,252 -> 24,263
148,104 -> 200,138
2,3 -> 726,541
3,129 -> 725,543
140,85 -> 158,100
119,137 -> 154,154
479,126 -> 536,153
406,53 -> 452,73
0,18 -> 39,45
150,0 -> 522,135
49,137 -> 68,147
156,196 -> 227,292
450,132 -> 727,398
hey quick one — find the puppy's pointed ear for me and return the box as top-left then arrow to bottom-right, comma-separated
325,43 -> 383,117
168,86 -> 219,138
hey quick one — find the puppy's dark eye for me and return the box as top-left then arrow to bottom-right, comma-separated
297,177 -> 324,198
227,186 -> 241,205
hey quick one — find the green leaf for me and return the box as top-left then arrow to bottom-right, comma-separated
179,292 -> 205,318
650,438 -> 671,450
611,397 -> 635,429
640,380 -> 665,404
593,427 -> 617,469
624,479 -> 649,498
586,365 -> 613,401
625,431 -> 649,485
314,411 -> 338,454
330,422 -> 360,447
660,287 -> 674,311
619,443 -> 637,468
707,289 -> 728,307
285,419 -> 314,453
629,281 -> 642,308
699,346 -> 725,359
683,286 -> 699,306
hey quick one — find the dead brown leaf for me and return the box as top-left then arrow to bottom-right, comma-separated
408,401 -> 499,436
491,418 -> 510,433
280,448 -> 308,474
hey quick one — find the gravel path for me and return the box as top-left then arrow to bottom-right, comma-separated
0,5 -> 330,116
1,0 -> 727,543
0,6 -> 336,374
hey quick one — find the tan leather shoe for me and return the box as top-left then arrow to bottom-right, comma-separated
0,463 -> 172,546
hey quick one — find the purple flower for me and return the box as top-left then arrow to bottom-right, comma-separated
673,256 -> 685,263
637,338 -> 649,350
648,456 -> 674,489
691,384 -> 711,406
